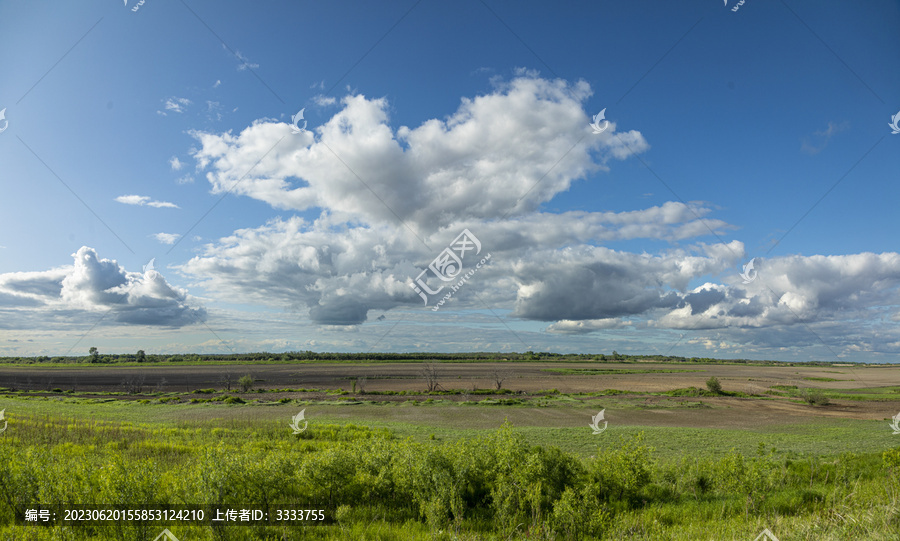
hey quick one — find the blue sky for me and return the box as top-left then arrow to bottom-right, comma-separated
0,0 -> 898,360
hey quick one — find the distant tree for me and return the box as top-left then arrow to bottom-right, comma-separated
491,368 -> 512,391
121,373 -> 145,394
220,371 -> 236,391
136,350 -> 146,363
706,376 -> 723,394
238,374 -> 254,392
89,347 -> 99,364
421,363 -> 440,392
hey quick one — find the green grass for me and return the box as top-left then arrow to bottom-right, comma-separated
1,397 -> 900,539
2,396 -> 893,460
2,393 -> 900,539
766,384 -> 900,401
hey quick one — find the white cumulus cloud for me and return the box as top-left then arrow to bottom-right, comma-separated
152,233 -> 181,245
115,195 -> 179,209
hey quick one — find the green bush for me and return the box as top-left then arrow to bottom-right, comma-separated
802,388 -> 830,406
706,376 -> 723,394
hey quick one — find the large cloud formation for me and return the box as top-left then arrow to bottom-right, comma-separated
0,247 -> 206,328
175,74 -> 900,357
190,74 -> 648,234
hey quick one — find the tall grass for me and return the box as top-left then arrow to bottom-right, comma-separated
0,413 -> 898,539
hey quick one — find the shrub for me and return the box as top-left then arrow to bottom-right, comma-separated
802,389 -> 830,406
706,376 -> 723,394
238,374 -> 253,392
224,396 -> 245,404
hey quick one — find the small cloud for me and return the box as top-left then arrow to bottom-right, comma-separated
233,49 -> 259,71
164,97 -> 191,114
313,95 -> 336,106
801,120 -> 849,155
152,233 -> 181,245
169,157 -> 183,171
213,79 -> 221,88
115,195 -> 180,209
176,175 -> 194,185
206,101 -> 223,121
147,201 -> 179,209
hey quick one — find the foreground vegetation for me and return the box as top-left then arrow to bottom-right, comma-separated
1,402 -> 899,540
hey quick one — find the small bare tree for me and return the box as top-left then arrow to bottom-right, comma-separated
155,378 -> 168,393
422,363 -> 441,392
220,370 -> 236,391
491,368 -> 512,391
356,376 -> 367,394
121,373 -> 146,394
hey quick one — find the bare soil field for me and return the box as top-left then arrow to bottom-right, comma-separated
1,360 -> 898,393
2,361 -> 900,430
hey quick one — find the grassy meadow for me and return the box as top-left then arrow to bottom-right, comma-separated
1,358 -> 900,539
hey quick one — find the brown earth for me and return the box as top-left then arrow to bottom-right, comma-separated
2,361 -> 899,427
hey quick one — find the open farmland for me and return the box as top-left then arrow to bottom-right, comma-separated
2,359 -> 900,539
